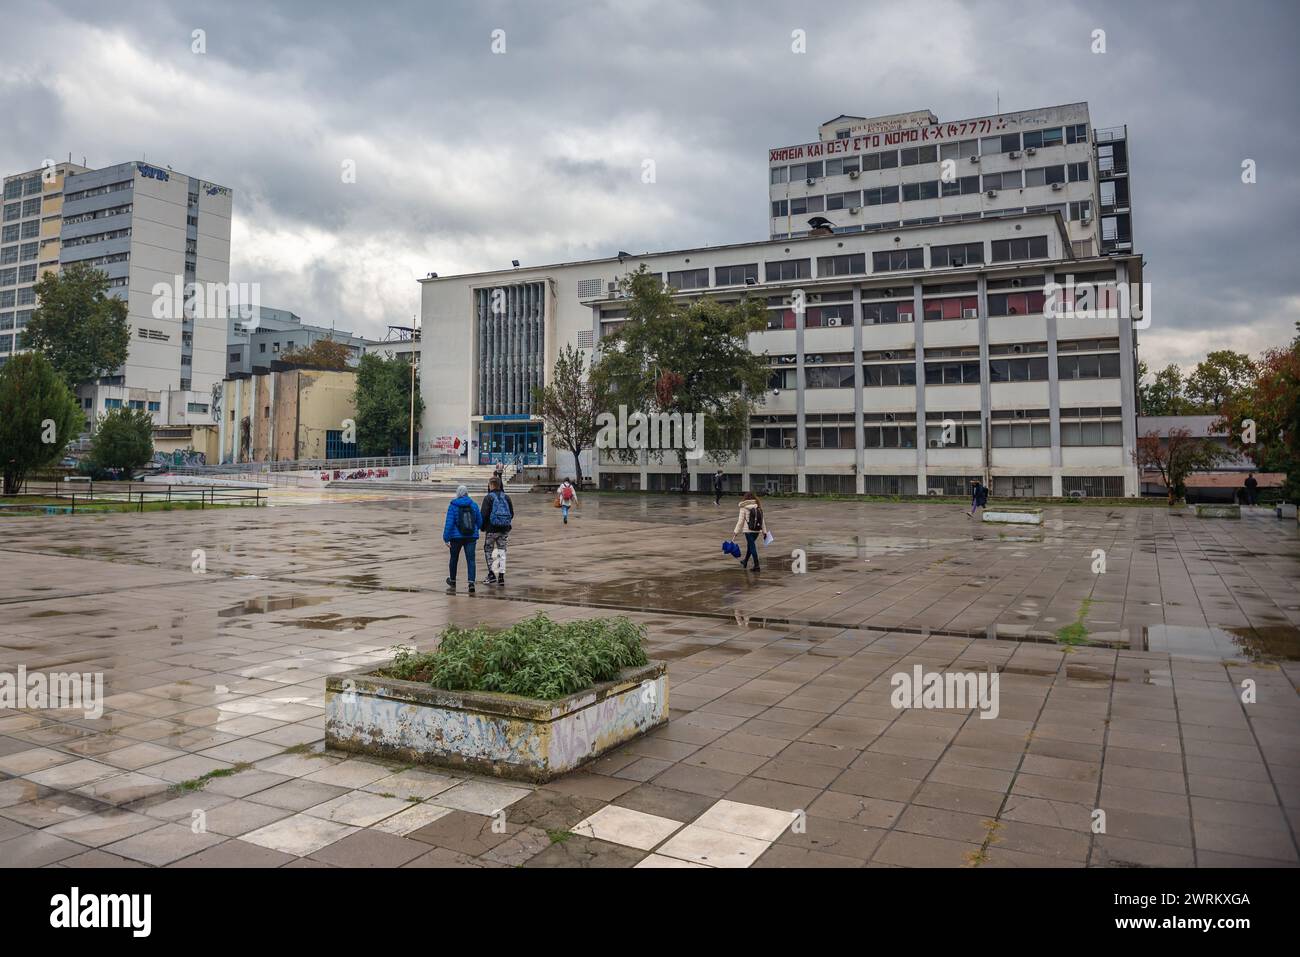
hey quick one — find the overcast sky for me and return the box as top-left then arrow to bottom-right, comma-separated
3,0 -> 1297,370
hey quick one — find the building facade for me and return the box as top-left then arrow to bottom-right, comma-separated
226,305 -> 367,376
217,367 -> 357,463
769,104 -> 1132,257
1,159 -> 232,432
420,209 -> 1144,497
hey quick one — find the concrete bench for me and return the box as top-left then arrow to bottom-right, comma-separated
982,508 -> 1043,525
1195,504 -> 1240,519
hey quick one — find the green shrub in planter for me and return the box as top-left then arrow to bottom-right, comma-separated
383,613 -> 649,700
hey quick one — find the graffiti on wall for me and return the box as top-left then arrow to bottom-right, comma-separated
153,449 -> 207,468
319,467 -> 390,483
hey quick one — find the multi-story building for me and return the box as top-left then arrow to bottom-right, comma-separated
420,209 -> 1144,497
1,158 -> 232,432
226,305 -> 366,376
0,161 -> 91,366
768,103 -> 1133,257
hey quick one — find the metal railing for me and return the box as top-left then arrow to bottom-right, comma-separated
166,452 -> 461,477
9,481 -> 265,514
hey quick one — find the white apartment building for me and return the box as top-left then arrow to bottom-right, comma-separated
420,209 -> 1144,498
1,159 -> 233,432
769,104 -> 1133,258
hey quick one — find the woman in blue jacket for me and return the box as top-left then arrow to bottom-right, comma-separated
443,484 -> 482,592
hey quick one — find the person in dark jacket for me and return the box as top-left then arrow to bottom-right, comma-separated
442,484 -> 482,592
1244,473 -> 1258,506
967,479 -> 989,517
480,476 -> 514,586
712,469 -> 724,506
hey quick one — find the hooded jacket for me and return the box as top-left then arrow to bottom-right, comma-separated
480,489 -> 514,533
443,495 -> 482,542
733,499 -> 767,537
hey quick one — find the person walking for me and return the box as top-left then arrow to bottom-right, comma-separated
481,475 -> 514,586
1244,472 -> 1258,507
966,478 -> 989,518
443,483 -> 482,593
731,491 -> 768,572
557,478 -> 577,524
712,469 -> 724,506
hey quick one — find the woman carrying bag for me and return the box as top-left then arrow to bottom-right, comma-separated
731,491 -> 769,573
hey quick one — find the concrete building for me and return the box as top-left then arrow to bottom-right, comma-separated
217,366 -> 357,464
1136,415 -> 1284,503
769,104 -> 1132,257
2,158 -> 233,431
227,305 -> 366,376
421,209 -> 1144,497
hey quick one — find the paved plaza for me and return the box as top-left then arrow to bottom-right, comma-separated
1,490 -> 1298,868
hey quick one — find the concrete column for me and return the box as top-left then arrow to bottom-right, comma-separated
1116,260 -> 1139,496
795,287 -> 806,492
976,273 -> 991,485
1045,268 -> 1064,496
852,283 -> 865,494
912,278 -> 926,493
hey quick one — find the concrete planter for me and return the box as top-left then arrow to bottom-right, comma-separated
1276,503 -> 1297,519
1195,504 -> 1240,519
982,508 -> 1043,525
325,661 -> 668,783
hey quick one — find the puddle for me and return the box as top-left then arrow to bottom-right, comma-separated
279,613 -> 411,631
1142,623 -> 1300,662
217,595 -> 333,617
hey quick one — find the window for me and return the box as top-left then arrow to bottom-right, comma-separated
749,416 -> 797,449
105,398 -> 123,409
992,422 -> 1052,447
923,296 -> 978,321
127,399 -> 145,410
1058,351 -> 1121,380
1024,165 -> 1066,187
230,352 -> 241,362
940,139 -> 980,161
863,475 -> 918,495
21,198 -> 40,217
16,287 -> 34,305
873,248 -> 923,272
902,181 -> 940,202
17,264 -> 37,283
771,200 -> 788,218
1065,124 -> 1088,145
941,175 -> 981,197
715,263 -> 757,286
805,303 -> 853,327
805,364 -> 856,389
864,424 -> 918,448
926,422 -> 981,448
826,156 -> 860,176
20,221 -> 39,239
790,161 -> 824,181
817,253 -> 865,277
987,290 -> 1047,316
789,195 -> 824,215
765,259 -> 811,282
980,133 -> 1021,154
770,167 -> 788,185
1067,162 -> 1089,182
148,401 -> 161,412
930,242 -> 983,268
863,185 -> 899,206
1062,476 -> 1123,497
2,203 -> 20,222
989,356 -> 1050,382
900,145 -> 938,166
666,268 -> 709,291
862,300 -> 914,324
1022,128 -> 1063,150
861,150 -> 899,171
862,363 -> 916,387
923,361 -> 980,385
1069,200 -> 1092,221
991,236 -> 1049,262
982,170 -> 1023,191
326,429 -> 359,459
259,342 -> 267,353
825,190 -> 861,210
19,242 -> 37,262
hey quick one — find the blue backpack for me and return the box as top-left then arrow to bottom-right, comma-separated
488,492 -> 512,528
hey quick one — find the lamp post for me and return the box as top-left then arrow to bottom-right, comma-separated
408,315 -> 418,476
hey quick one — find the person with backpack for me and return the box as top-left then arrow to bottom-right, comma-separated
967,479 -> 989,518
442,483 -> 482,592
731,491 -> 768,572
556,478 -> 577,524
481,475 -> 514,586
712,469 -> 724,506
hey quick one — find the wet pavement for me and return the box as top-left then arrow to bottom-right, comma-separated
1,489 -> 1298,868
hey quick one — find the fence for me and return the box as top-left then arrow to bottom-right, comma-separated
10,481 -> 265,514
165,452 -> 461,478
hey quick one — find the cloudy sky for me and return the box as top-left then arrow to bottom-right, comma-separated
3,0 -> 1297,371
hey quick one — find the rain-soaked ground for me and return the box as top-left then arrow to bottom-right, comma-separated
0,488 -> 1297,868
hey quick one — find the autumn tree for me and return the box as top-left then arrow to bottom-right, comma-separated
281,338 -> 353,370
1214,337 -> 1300,499
1133,428 -> 1229,505
532,343 -> 602,488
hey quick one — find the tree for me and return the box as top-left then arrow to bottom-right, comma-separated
1138,362 -> 1192,416
87,408 -> 154,476
590,267 -> 768,481
354,352 -> 423,456
0,353 -> 83,494
281,338 -> 352,370
1214,337 -> 1300,499
26,263 -> 130,387
1185,350 -> 1257,415
1133,428 -> 1229,505
532,343 -> 602,488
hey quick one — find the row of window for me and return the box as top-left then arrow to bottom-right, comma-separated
1,198 -> 44,221
749,420 -> 1122,449
0,264 -> 39,286
768,351 -> 1120,389
2,177 -> 43,200
63,203 -> 132,226
1,220 -> 43,242
772,125 -> 1090,185
62,227 -> 131,249
64,180 -> 133,203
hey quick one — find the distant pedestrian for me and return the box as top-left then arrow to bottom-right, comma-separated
443,483 -> 482,593
481,476 -> 514,586
713,469 -> 724,506
967,479 -> 989,518
1244,472 -> 1258,506
679,472 -> 690,495
557,478 -> 577,524
731,491 -> 768,572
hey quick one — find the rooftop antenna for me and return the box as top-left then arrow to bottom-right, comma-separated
996,90 -> 1000,114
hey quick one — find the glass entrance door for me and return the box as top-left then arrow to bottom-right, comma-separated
479,421 -> 543,466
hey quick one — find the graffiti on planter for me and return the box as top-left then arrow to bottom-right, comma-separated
319,467 -> 391,482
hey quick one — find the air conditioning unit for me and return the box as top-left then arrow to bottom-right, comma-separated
986,189 -> 998,198
962,308 -> 978,319
951,258 -> 964,268
1012,343 -> 1025,354
744,276 -> 758,285
1013,408 -> 1028,418
927,488 -> 942,496
849,206 -> 861,215
928,439 -> 942,448
883,412 -> 897,422
1009,150 -> 1022,159
806,177 -> 816,186
1081,214 -> 1093,224
782,437 -> 797,449
1026,147 -> 1037,156
882,351 -> 894,360
1010,278 -> 1023,287
826,316 -> 842,327
849,170 -> 860,180
1051,182 -> 1064,191
969,155 -> 980,164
